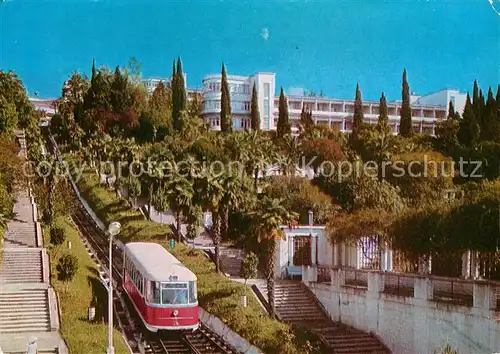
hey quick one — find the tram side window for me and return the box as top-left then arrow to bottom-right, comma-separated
147,281 -> 161,304
189,281 -> 197,303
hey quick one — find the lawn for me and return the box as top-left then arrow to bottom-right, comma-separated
44,216 -> 130,354
72,163 -> 325,354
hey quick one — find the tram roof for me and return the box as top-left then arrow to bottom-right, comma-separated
124,242 -> 197,282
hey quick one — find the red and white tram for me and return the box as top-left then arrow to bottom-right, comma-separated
123,242 -> 199,332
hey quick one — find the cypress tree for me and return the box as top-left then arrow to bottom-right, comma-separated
458,93 -> 480,147
448,100 -> 456,119
220,63 -> 232,133
482,87 -> 500,142
276,87 -> 291,139
171,60 -> 181,130
176,57 -> 186,115
472,80 -> 480,118
377,92 -> 391,134
399,69 -> 413,137
479,88 -> 486,128
300,105 -> 314,130
250,82 -> 260,131
349,83 -> 364,145
496,84 -> 500,104
91,59 -> 96,80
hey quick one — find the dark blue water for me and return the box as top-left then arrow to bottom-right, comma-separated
0,0 -> 498,100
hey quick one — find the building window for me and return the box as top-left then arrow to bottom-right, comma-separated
264,101 -> 269,114
264,83 -> 270,99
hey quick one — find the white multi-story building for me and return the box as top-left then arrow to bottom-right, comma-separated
201,73 -> 275,131
155,71 -> 466,136
277,93 -> 453,135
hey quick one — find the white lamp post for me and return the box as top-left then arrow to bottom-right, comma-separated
107,221 -> 121,354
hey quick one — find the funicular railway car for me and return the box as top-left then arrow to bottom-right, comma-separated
123,242 -> 199,332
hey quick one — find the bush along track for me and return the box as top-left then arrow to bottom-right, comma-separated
70,161 -> 325,354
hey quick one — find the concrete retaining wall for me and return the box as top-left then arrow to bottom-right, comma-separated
199,308 -> 262,354
305,270 -> 500,353
47,288 -> 59,331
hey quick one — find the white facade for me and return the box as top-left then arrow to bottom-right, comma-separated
141,73 -> 187,94
275,90 -> 464,136
144,70 -> 466,136
201,73 -> 275,131
199,71 -> 466,135
413,89 -> 467,116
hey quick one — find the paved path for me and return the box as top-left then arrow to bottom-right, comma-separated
0,132 -> 67,354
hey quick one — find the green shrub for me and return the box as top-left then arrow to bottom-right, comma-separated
0,183 -> 13,218
434,344 -> 458,354
241,252 -> 259,285
57,254 -> 79,282
50,226 -> 66,246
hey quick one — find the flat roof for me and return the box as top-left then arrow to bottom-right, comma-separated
125,242 -> 196,282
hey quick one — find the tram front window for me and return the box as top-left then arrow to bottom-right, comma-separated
161,283 -> 188,305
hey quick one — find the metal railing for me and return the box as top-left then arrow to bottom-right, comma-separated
432,277 -> 474,307
383,273 -> 415,297
310,265 -> 500,311
344,268 -> 368,288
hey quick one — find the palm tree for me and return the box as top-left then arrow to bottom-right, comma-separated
274,135 -> 301,176
152,183 -> 169,225
252,197 -> 298,315
243,131 -> 271,191
194,173 -> 224,272
165,172 -> 194,242
218,171 -> 253,245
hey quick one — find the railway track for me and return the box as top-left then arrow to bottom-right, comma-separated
45,131 -> 238,354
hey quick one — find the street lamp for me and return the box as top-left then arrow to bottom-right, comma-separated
107,221 -> 121,354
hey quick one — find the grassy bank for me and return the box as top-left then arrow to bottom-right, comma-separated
44,216 -> 129,354
73,165 -> 324,353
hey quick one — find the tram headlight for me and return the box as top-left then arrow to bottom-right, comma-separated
173,310 -> 178,317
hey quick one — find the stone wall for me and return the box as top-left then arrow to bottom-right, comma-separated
303,267 -> 500,353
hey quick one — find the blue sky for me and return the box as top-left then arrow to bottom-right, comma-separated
0,0 -> 498,100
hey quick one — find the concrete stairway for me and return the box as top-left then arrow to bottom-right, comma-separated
3,192 -> 36,248
256,280 -> 390,353
0,132 -> 66,354
0,250 -> 43,283
0,290 -> 50,333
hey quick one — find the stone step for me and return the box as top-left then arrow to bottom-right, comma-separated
0,293 -> 46,299
0,324 -> 50,333
0,308 -> 48,315
0,312 -> 48,320
0,299 -> 47,305
0,279 -> 42,283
